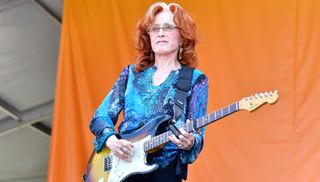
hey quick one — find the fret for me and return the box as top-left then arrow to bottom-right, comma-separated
196,119 -> 199,129
163,133 -> 167,143
151,138 -> 154,147
223,107 -> 228,116
192,120 -> 197,131
165,132 -> 168,141
204,115 -> 208,125
216,110 -> 220,119
230,103 -> 234,113
208,113 -> 213,123
183,124 -> 187,131
197,118 -> 200,128
163,134 -> 166,143
233,103 -> 237,112
228,105 -> 230,113
202,117 -> 205,127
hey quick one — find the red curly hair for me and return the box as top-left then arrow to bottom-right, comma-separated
135,2 -> 198,72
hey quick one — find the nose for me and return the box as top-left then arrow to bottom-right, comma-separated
158,28 -> 165,36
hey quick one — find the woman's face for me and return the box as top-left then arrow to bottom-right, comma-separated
149,11 -> 181,56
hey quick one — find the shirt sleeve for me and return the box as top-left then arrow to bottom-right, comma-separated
89,66 -> 130,152
180,74 -> 209,164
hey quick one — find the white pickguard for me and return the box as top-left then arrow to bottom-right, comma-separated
107,135 -> 158,182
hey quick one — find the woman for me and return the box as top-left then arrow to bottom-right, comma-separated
90,2 -> 208,182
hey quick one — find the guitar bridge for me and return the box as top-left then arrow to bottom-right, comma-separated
104,156 -> 112,173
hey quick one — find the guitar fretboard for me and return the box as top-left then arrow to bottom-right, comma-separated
144,102 -> 239,151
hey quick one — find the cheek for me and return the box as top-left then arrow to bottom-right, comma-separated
150,37 -> 157,48
169,34 -> 181,46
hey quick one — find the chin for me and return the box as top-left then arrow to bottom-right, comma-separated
153,49 -> 175,55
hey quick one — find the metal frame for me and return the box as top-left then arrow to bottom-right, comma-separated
0,0 -> 62,137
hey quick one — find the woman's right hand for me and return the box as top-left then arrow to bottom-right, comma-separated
105,135 -> 134,162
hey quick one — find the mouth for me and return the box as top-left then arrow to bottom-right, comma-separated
156,40 -> 168,44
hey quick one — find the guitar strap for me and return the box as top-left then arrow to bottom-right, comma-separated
172,66 -> 194,124
171,65 -> 194,180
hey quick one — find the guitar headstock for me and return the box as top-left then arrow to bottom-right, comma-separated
239,90 -> 279,112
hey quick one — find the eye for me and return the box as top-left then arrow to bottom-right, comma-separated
153,26 -> 161,31
162,26 -> 170,31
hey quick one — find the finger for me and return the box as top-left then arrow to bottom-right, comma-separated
179,134 -> 189,144
121,143 -> 134,155
120,140 -> 134,148
179,127 -> 193,138
179,131 -> 193,147
119,140 -> 134,154
169,135 -> 182,146
121,146 -> 132,156
170,136 -> 184,148
178,136 -> 191,149
116,149 -> 132,162
122,140 -> 134,148
179,128 -> 187,135
180,131 -> 195,145
179,127 -> 194,141
179,128 -> 194,140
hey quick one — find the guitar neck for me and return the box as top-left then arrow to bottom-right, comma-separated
144,102 -> 240,152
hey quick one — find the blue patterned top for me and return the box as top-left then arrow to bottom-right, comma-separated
90,64 -> 208,168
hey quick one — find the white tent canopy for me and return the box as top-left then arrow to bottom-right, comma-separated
0,0 -> 62,181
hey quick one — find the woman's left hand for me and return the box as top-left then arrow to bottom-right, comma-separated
169,119 -> 195,151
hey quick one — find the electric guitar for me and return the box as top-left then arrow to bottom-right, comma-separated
84,90 -> 279,182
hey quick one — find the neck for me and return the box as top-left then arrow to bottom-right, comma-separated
154,52 -> 180,71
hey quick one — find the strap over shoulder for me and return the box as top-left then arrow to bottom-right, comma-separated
173,66 -> 195,121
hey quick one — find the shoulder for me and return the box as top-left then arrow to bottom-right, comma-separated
120,64 -> 136,75
191,68 -> 208,86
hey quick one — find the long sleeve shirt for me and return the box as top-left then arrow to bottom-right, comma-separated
90,64 -> 208,168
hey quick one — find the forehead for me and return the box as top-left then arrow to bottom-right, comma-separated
153,11 -> 175,25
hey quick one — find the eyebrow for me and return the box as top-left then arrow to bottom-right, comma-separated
153,23 -> 175,26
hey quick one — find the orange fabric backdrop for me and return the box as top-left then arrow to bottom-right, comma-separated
48,0 -> 320,181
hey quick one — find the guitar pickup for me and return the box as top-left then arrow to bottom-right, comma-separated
104,156 -> 112,173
